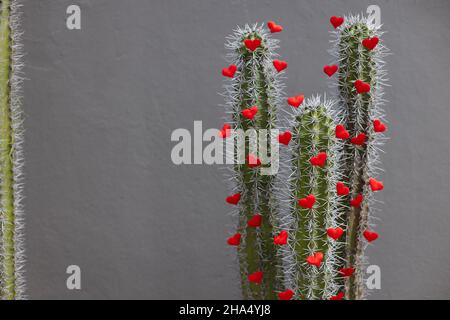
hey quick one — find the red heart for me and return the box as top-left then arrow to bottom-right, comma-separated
362,37 -> 379,50
310,152 -> 327,167
241,105 -> 258,120
330,16 -> 344,29
350,133 -> 366,146
273,59 -> 288,72
330,292 -> 345,300
354,80 -> 371,94
247,154 -> 262,168
267,21 -> 283,33
222,64 -> 237,78
369,178 -> 384,192
278,289 -> 294,300
327,227 -> 344,240
373,119 -> 387,133
306,252 -> 323,267
323,64 -> 338,77
350,194 -> 363,207
226,193 -> 241,205
336,182 -> 350,196
274,230 -> 288,245
298,194 -> 316,209
244,38 -> 261,52
248,271 -> 263,284
287,95 -> 304,108
278,131 -> 292,145
227,233 -> 241,246
218,123 -> 231,139
247,214 -> 262,228
363,230 -> 379,243
335,124 -> 350,140
339,267 -> 354,277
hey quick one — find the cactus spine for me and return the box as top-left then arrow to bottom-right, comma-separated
222,24 -> 284,299
0,0 -> 25,299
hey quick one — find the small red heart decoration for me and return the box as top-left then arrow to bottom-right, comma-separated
273,59 -> 288,72
330,292 -> 345,300
244,38 -> 261,52
310,152 -> 327,167
330,16 -> 344,29
247,214 -> 262,228
298,194 -> 316,209
336,182 -> 350,196
278,289 -> 294,300
327,227 -> 344,241
306,252 -> 323,267
287,95 -> 304,108
241,105 -> 258,120
350,194 -> 363,207
247,154 -> 262,168
335,124 -> 350,140
218,123 -> 231,139
248,271 -> 263,284
226,193 -> 241,205
339,267 -> 354,277
362,37 -> 379,50
354,80 -> 371,94
369,177 -> 384,192
222,64 -> 237,78
227,233 -> 241,246
323,64 -> 338,77
350,133 -> 366,146
278,131 -> 292,145
363,230 -> 379,243
267,21 -> 283,33
274,230 -> 288,245
373,119 -> 387,133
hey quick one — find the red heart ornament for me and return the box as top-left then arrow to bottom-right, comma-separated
362,37 -> 379,50
330,16 -> 344,28
226,193 -> 241,205
273,59 -> 288,72
287,95 -> 304,108
241,105 -> 258,120
306,252 -> 323,267
278,289 -> 294,300
248,271 -> 263,284
335,124 -> 350,140
350,194 -> 363,207
298,194 -> 316,209
218,123 -> 231,139
247,154 -> 262,168
244,38 -> 261,52
310,152 -> 327,167
350,133 -> 366,146
274,230 -> 288,245
227,233 -> 241,246
327,227 -> 344,241
363,230 -> 379,243
247,214 -> 262,228
369,178 -> 384,192
354,80 -> 371,94
336,182 -> 350,196
339,267 -> 354,277
330,292 -> 345,300
222,64 -> 237,78
278,131 -> 292,145
323,64 -> 338,77
373,119 -> 387,133
267,21 -> 283,33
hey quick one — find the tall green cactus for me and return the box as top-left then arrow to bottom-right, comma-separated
0,0 -> 25,300
330,15 -> 388,299
222,24 -> 285,299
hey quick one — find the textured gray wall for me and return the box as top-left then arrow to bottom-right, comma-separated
21,0 -> 450,299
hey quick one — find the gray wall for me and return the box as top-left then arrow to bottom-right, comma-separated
22,0 -> 450,299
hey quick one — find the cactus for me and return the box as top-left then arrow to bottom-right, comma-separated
329,15 -> 389,299
283,96 -> 344,300
0,0 -> 25,299
222,23 -> 285,299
